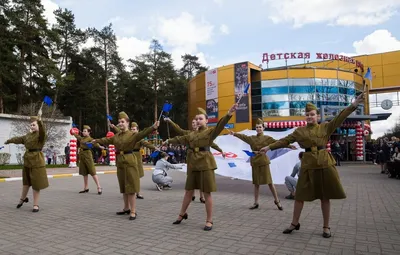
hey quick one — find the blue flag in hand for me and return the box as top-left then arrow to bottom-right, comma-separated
243,150 -> 256,157
243,83 -> 250,94
85,142 -> 93,149
150,151 -> 160,158
162,103 -> 173,112
72,123 -> 77,128
364,67 -> 372,81
228,162 -> 236,168
43,96 -> 53,106
107,115 -> 113,121
0,146 -> 4,150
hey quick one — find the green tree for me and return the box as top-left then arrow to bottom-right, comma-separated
88,23 -> 118,131
180,54 -> 208,80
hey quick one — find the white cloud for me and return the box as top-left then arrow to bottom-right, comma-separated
264,0 -> 400,28
116,36 -> 151,65
353,30 -> 400,55
213,0 -> 224,6
41,0 -> 59,26
219,24 -> 230,35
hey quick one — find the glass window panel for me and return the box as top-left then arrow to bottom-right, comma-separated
251,96 -> 262,103
289,85 -> 315,94
316,79 -> 338,87
316,93 -> 339,101
338,80 -> 355,88
262,94 -> 289,102
261,79 -> 288,87
252,110 -> 262,118
261,86 -> 289,95
316,86 -> 338,93
289,78 -> 315,86
262,101 -> 289,110
290,108 -> 306,116
262,109 -> 290,117
251,103 -> 261,111
251,88 -> 261,96
288,93 -> 314,101
289,101 -> 307,109
251,81 -> 261,89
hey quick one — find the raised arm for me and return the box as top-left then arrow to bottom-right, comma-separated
233,133 -> 252,145
326,93 -> 364,135
268,132 -> 297,151
141,140 -> 156,150
111,124 -> 120,133
37,120 -> 46,143
211,143 -> 223,153
165,118 -> 190,135
209,103 -> 237,141
73,133 -> 83,142
166,134 -> 190,145
5,135 -> 25,145
94,136 -> 114,146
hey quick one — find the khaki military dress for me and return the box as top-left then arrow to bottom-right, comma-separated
133,139 -> 156,178
74,135 -> 98,176
95,127 -> 155,194
233,133 -> 275,185
167,114 -> 232,192
5,120 -> 49,190
268,104 -> 357,201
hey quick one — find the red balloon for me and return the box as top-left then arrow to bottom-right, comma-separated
70,128 -> 79,135
106,131 -> 114,138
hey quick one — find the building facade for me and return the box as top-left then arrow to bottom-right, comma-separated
188,50 -> 400,160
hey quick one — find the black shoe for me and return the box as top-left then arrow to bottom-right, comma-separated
249,203 -> 259,210
285,194 -> 295,200
172,213 -> 188,224
129,212 -> 137,220
204,221 -> 213,231
97,188 -> 103,195
322,227 -> 331,238
192,196 -> 195,201
16,197 -> 29,209
200,197 -> 205,203
32,205 -> 39,213
79,189 -> 89,193
274,200 -> 283,210
136,194 -> 144,199
283,223 -> 300,234
116,209 -> 131,215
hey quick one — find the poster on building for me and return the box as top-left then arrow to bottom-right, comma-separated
205,68 -> 218,123
234,62 -> 249,123
206,98 -> 219,123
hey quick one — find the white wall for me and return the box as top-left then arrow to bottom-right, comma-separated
0,114 -> 73,164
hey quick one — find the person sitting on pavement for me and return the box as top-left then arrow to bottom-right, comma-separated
284,152 -> 303,200
152,152 -> 182,191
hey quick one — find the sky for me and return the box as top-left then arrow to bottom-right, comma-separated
40,0 -> 400,138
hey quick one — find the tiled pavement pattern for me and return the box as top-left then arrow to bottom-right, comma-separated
0,164 -> 399,255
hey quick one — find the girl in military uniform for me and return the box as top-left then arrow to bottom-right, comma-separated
93,112 -> 159,220
72,125 -> 103,195
110,122 -> 158,199
230,118 -> 294,211
165,117 -> 226,203
164,103 -> 237,231
5,115 -> 48,213
260,93 -> 364,238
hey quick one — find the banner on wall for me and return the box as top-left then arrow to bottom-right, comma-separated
205,68 -> 219,123
234,62 -> 250,123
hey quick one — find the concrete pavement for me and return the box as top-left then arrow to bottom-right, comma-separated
0,164 -> 399,255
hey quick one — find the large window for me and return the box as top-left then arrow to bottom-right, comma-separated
252,77 -> 362,117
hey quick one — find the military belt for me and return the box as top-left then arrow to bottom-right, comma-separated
190,146 -> 210,152
305,146 -> 326,152
132,149 -> 140,152
28,149 -> 41,152
116,151 -> 133,155
82,149 -> 90,151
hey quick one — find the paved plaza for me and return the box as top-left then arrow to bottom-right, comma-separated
0,164 -> 400,255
